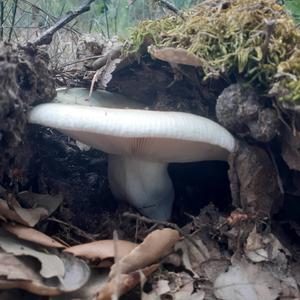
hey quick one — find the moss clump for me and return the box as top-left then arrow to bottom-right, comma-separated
125,0 -> 300,103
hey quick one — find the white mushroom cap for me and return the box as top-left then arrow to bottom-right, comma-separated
28,103 -> 235,162
54,87 -> 143,109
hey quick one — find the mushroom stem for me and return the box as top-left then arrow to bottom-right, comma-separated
108,155 -> 174,220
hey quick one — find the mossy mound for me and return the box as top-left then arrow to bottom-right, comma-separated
125,0 -> 300,103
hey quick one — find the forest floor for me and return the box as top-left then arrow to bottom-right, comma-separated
0,0 -> 300,299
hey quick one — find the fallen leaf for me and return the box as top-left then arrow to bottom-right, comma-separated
96,264 -> 158,300
0,230 -> 65,278
109,228 -> 180,278
0,252 -> 61,296
3,224 -> 65,249
0,279 -> 61,296
155,279 -> 170,296
50,269 -> 108,300
17,191 -> 63,216
200,258 -> 230,282
148,46 -> 201,67
0,190 -> 63,227
57,253 -> 90,292
0,198 -> 28,225
0,244 -> 90,296
245,227 -> 290,263
214,260 -> 298,300
98,58 -> 122,88
175,239 -> 209,276
11,196 -> 48,227
64,239 -> 137,262
0,252 -> 40,281
175,290 -> 205,300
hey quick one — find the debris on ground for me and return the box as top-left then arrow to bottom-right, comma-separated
0,0 -> 300,299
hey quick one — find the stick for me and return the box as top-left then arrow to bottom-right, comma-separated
154,0 -> 184,18
8,0 -> 18,42
32,0 -> 96,46
0,0 -> 4,40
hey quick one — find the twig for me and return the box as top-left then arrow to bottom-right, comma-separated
104,0 -> 110,39
8,0 -> 18,42
0,0 -> 4,40
32,0 -> 96,46
58,55 -> 103,69
47,216 -> 96,242
114,0 -> 121,35
19,0 -> 81,35
153,0 -> 184,18
123,212 -> 209,259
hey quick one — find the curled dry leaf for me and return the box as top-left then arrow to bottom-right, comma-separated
64,239 -> 137,262
109,228 -> 180,278
245,227 -> 290,263
10,196 -> 48,227
0,252 -> 61,296
3,224 -> 65,249
96,264 -> 158,300
58,253 -> 91,292
0,252 -> 90,296
148,46 -> 201,67
17,191 -> 63,217
0,190 -> 63,227
98,58 -> 122,88
0,240 -> 90,295
0,230 -> 65,278
0,198 -> 28,225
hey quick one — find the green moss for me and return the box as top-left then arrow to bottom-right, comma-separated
125,0 -> 300,103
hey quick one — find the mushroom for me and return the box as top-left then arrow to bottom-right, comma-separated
28,88 -> 235,220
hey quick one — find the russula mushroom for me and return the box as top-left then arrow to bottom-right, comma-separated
28,88 -> 235,220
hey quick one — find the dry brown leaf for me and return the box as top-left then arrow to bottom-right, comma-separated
245,227 -> 290,263
96,264 -> 158,300
3,224 -> 65,249
64,240 -> 137,262
0,190 -> 63,227
0,199 -> 27,225
0,252 -> 39,281
17,191 -> 63,216
109,228 -> 180,278
11,196 -> 48,227
0,244 -> 90,295
0,253 -> 61,296
175,239 -> 209,276
0,279 -> 61,296
0,230 -> 65,278
148,46 -> 201,67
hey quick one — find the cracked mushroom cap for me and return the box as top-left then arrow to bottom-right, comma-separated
28,102 -> 235,162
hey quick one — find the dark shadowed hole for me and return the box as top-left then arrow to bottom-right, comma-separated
169,161 -> 232,225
